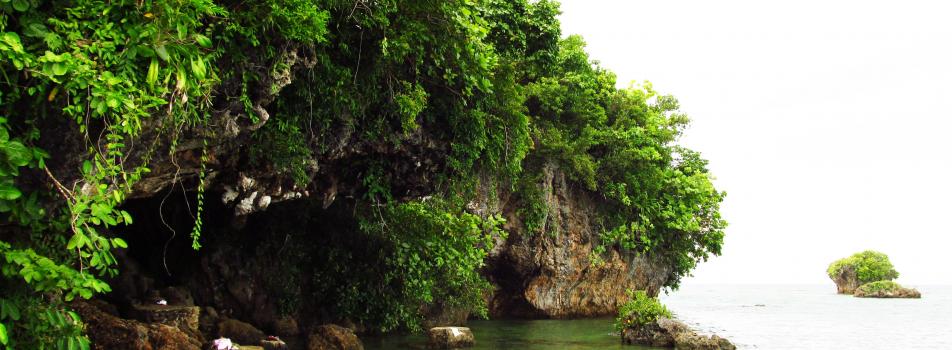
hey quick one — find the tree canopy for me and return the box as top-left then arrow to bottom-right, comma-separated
828,250 -> 899,284
0,0 -> 726,344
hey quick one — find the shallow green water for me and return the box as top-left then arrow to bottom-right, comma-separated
363,318 -> 654,350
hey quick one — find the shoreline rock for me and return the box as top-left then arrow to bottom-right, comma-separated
427,327 -> 475,349
307,324 -> 364,350
72,300 -> 202,350
621,317 -> 735,350
853,281 -> 921,299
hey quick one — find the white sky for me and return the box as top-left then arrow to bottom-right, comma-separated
558,0 -> 952,285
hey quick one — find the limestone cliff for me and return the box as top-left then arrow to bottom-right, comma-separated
484,164 -> 672,318
831,265 -> 861,294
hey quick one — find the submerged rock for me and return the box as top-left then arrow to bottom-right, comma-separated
853,281 -> 921,298
427,327 -> 475,349
621,317 -> 734,350
307,324 -> 363,350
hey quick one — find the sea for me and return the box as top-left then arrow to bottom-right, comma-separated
365,284 -> 952,350
660,284 -> 952,349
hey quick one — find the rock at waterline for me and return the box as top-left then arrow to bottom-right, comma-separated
622,317 -> 735,350
130,303 -> 201,335
673,332 -> 736,350
218,318 -> 266,346
72,300 -> 202,350
261,337 -> 289,350
307,324 -> 364,350
621,317 -> 687,347
853,281 -> 921,299
428,327 -> 475,349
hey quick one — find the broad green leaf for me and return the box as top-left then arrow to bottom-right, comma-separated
12,0 -> 28,11
52,62 -> 68,76
0,184 -> 21,201
147,58 -> 159,86
194,34 -> 212,48
176,66 -> 187,90
0,322 -> 7,345
0,33 -> 24,53
176,23 -> 187,40
112,238 -> 128,248
66,232 -> 87,250
1,140 -> 32,166
190,57 -> 206,80
155,45 -> 170,62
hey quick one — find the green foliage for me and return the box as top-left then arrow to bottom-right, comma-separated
249,119 -> 313,187
827,250 -> 899,283
517,34 -> 726,288
0,292 -> 89,350
350,200 -> 505,332
0,0 -> 726,341
615,290 -> 671,331
854,280 -> 903,295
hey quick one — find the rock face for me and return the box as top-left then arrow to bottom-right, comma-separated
428,327 -> 475,349
622,317 -> 734,350
72,301 -> 202,350
307,325 -> 364,350
484,164 -> 672,318
831,265 -> 861,294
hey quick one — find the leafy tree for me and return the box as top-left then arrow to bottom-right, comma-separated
827,250 -> 899,283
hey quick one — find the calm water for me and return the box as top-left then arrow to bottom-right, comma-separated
660,284 -> 952,349
365,284 -> 952,349
364,318 -> 648,350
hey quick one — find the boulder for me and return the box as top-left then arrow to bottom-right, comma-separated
260,338 -> 288,350
621,317 -> 734,350
307,324 -> 364,350
673,332 -> 736,350
72,301 -> 201,350
218,318 -> 266,345
271,316 -> 300,337
200,307 -> 221,336
427,327 -> 475,349
853,282 -> 921,298
130,304 -> 201,335
621,317 -> 687,347
161,286 -> 196,306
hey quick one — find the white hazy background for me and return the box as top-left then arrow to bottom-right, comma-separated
558,0 -> 952,285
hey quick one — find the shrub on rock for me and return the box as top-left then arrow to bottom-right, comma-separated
854,281 -> 921,299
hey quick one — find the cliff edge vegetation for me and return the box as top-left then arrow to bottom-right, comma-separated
0,0 -> 726,347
